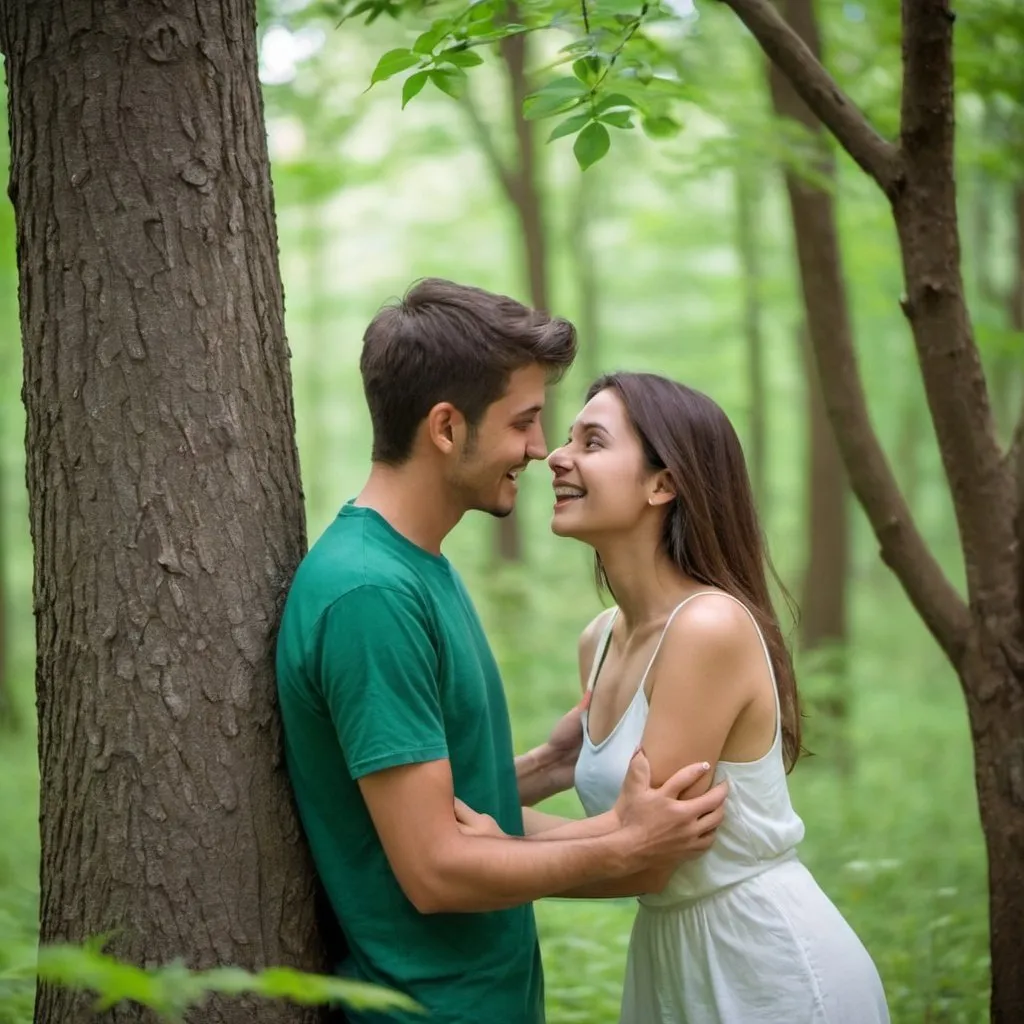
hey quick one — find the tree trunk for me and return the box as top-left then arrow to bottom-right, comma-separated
569,167 -> 601,388
495,16 -> 551,563
720,0 -> 1024,1017
766,0 -> 850,757
797,323 -> 851,770
0,459 -> 10,729
734,166 -> 768,513
0,3 -> 322,1021
1013,185 -> 1024,335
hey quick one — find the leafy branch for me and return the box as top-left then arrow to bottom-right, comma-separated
361,0 -> 691,169
4,937 -> 420,1023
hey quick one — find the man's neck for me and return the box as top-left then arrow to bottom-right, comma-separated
354,461 -> 463,556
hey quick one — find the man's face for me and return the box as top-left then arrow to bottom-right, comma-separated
448,364 -> 549,518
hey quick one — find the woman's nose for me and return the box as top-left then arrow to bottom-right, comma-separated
547,445 -> 570,470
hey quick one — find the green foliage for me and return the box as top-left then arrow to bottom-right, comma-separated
1,938 -> 419,1023
334,0 -> 692,170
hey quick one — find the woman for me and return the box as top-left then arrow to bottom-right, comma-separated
547,372 -> 888,1024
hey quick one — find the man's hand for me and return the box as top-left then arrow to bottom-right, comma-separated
614,749 -> 727,870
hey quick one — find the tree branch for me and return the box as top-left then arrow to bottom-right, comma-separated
460,89 -> 517,203
761,0 -> 969,663
718,0 -> 902,196
811,302 -> 971,663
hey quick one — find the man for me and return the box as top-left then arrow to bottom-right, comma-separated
276,279 -> 727,1023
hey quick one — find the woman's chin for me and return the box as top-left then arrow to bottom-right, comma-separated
550,512 -> 584,539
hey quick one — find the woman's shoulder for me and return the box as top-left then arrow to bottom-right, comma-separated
662,589 -> 764,668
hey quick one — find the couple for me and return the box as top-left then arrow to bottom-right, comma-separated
275,279 -> 888,1024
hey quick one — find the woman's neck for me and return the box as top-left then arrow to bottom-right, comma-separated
596,534 -> 703,637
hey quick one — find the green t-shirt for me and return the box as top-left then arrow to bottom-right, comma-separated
276,504 -> 544,1024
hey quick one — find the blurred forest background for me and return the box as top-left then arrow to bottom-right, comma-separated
1,0 -> 1021,1021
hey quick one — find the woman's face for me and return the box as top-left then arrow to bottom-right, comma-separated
547,388 -> 666,542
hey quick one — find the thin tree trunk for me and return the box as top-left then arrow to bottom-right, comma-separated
734,166 -> 768,513
797,322 -> 851,771
766,0 -> 850,756
720,1 -> 1024,1016
1013,185 -> 1024,335
0,3 -> 322,1021
495,14 -> 552,563
0,460 -> 10,729
569,167 -> 601,388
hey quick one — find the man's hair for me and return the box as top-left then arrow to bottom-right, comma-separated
360,278 -> 577,464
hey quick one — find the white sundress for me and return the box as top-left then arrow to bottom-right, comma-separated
574,592 -> 890,1024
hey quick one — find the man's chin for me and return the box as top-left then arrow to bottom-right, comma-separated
485,504 -> 515,519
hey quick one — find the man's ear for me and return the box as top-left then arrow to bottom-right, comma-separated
426,402 -> 468,455
648,470 -> 677,507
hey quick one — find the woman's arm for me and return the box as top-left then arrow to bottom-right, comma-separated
639,594 -> 772,797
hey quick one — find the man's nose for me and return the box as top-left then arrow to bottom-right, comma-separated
526,421 -> 548,461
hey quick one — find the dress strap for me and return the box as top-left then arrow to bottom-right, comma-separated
637,592 -> 781,738
584,607 -> 618,693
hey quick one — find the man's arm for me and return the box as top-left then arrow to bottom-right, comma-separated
359,751 -> 723,914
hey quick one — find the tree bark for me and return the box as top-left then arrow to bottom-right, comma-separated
734,166 -> 767,513
0,2 -> 322,1021
721,0 -> 1024,1018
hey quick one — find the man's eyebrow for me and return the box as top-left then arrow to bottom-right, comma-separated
513,404 -> 544,419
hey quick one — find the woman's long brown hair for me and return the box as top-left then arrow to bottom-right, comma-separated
588,372 -> 802,770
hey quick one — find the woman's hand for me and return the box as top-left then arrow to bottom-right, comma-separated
453,798 -> 506,838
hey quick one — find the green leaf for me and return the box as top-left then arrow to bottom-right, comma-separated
370,48 -> 420,85
430,68 -> 467,100
560,39 -> 598,57
468,0 -> 496,21
32,942 -> 422,1017
572,56 -> 603,85
523,77 -> 589,121
532,76 -> 588,99
594,93 -> 637,114
573,122 -> 610,170
548,112 -> 594,142
599,110 -> 634,129
402,70 -> 429,108
524,94 -> 585,121
412,19 -> 452,54
440,48 -> 485,68
642,114 -> 682,138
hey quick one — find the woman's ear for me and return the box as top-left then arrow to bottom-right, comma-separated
648,470 -> 676,507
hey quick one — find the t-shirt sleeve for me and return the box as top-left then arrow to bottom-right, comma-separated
317,585 -> 449,779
